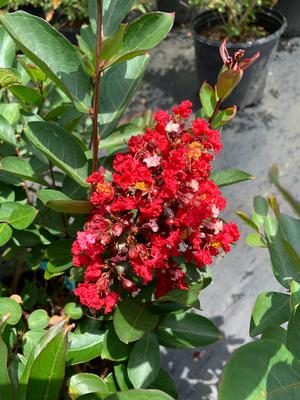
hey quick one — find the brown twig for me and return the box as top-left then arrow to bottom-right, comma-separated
91,0 -> 104,172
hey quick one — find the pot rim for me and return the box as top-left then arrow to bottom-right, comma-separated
192,6 -> 287,48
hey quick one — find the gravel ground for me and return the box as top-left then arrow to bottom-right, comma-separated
127,27 -> 300,400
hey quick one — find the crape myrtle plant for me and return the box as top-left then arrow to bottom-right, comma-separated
0,1 -> 258,399
219,168 -> 300,400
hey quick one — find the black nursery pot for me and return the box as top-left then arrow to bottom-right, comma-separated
192,8 -> 286,109
157,0 -> 192,25
275,0 -> 300,37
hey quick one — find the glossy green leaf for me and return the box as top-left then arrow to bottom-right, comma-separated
287,304 -> 300,359
9,85 -> 42,105
0,156 -> 47,185
0,317 -> 13,400
25,121 -> 88,187
69,373 -> 109,399
290,280 -> 300,309
6,203 -> 37,230
93,0 -> 135,38
114,364 -> 132,391
64,303 -> 83,321
0,26 -> 15,68
0,298 -> 22,326
246,233 -> 266,247
101,325 -> 131,361
105,390 -> 174,400
100,124 -> 141,154
0,103 -> 20,125
211,169 -> 254,187
46,240 -> 73,273
0,115 -> 16,146
114,12 -> 174,62
16,320 -> 68,400
219,340 -> 300,400
154,283 -> 202,308
0,223 -> 12,246
66,331 -> 104,366
128,333 -> 160,389
99,55 -> 149,139
200,81 -> 216,118
263,215 -> 278,241
0,12 -> 91,111
278,214 -> 300,258
212,106 -> 237,128
28,310 -> 49,331
22,330 -> 46,358
157,310 -> 222,348
250,292 -> 290,337
149,368 -> 178,399
0,67 -> 21,88
113,299 -> 159,344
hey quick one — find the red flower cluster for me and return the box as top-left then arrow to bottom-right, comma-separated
72,100 -> 239,314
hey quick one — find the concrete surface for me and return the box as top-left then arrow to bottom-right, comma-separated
128,28 -> 300,400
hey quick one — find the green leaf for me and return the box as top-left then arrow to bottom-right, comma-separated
211,169 -> 254,187
46,240 -> 73,274
0,223 -> 12,246
101,0 -> 136,38
199,81 -> 216,118
261,326 -> 287,345
0,156 -> 47,185
254,195 -> 269,216
0,26 -> 15,68
16,320 -> 68,400
128,333 -> 160,389
211,106 -> 237,128
219,340 -> 300,400
268,233 -> 300,289
69,373 -> 109,399
7,203 -> 37,230
154,283 -> 202,308
0,67 -> 21,88
157,310 -> 222,348
99,55 -> 149,139
28,310 -> 50,331
235,211 -> 259,231
22,330 -> 46,358
26,324 -> 68,400
287,305 -> 300,359
0,317 -> 13,400
0,297 -> 22,325
269,165 -> 300,217
290,280 -> 300,309
113,299 -> 159,344
0,115 -> 16,146
100,124 -> 141,154
101,325 -> 131,361
64,303 -> 83,321
114,364 -> 132,391
114,12 -> 174,62
0,103 -> 20,125
278,214 -> 300,258
0,12 -> 91,111
250,292 -> 291,337
9,85 -> 43,105
66,331 -> 104,366
246,232 -> 266,247
263,215 -> 278,241
149,368 -> 178,399
104,390 -> 174,400
25,122 -> 88,187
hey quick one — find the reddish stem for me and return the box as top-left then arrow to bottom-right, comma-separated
91,0 -> 103,172
208,99 -> 222,127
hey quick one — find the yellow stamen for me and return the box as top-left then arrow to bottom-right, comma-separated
96,183 -> 112,195
134,181 -> 148,191
188,142 -> 206,160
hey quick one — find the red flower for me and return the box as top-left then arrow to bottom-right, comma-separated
72,100 -> 239,314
